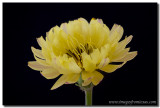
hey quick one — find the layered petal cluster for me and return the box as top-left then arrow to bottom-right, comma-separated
28,18 -> 137,90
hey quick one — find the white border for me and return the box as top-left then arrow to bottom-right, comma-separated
0,1 -> 159,108
1,0 -> 159,2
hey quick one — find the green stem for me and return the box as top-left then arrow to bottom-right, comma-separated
76,71 -> 93,106
85,88 -> 92,106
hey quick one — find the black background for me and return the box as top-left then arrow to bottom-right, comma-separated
3,3 -> 158,106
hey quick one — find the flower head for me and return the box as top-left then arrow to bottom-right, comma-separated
28,18 -> 137,90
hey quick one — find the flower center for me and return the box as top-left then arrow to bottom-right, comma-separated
66,43 -> 95,67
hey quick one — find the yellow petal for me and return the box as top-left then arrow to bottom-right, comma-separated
116,51 -> 137,62
110,24 -> 124,37
28,61 -> 51,71
113,35 -> 133,55
89,19 -> 110,48
31,47 -> 44,59
98,58 -> 110,68
82,52 -> 96,72
82,78 -> 92,86
65,19 -> 89,45
98,24 -> 110,47
97,19 -> 103,24
47,27 -> 55,42
78,18 -> 89,40
60,23 -> 68,34
103,24 -> 110,34
78,17 -> 89,24
110,24 -> 124,44
111,48 -> 130,62
100,44 -> 110,59
89,19 -> 108,48
41,47 -> 52,63
37,36 -> 48,48
68,58 -> 82,73
41,68 -> 60,79
58,56 -> 81,74
91,71 -> 104,85
33,54 -> 48,66
82,71 -> 104,86
82,71 -> 93,80
90,48 -> 101,64
52,26 -> 69,54
100,62 -> 126,73
117,35 -> 133,50
65,73 -> 80,84
51,74 -> 69,90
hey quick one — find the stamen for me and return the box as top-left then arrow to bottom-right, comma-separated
79,43 -> 86,52
65,41 -> 96,67
72,49 -> 80,60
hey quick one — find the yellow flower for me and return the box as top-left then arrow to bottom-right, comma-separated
28,18 -> 137,90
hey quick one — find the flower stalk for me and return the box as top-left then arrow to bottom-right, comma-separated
85,86 -> 92,106
77,72 -> 93,106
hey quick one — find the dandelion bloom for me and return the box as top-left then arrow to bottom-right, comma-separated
28,18 -> 137,90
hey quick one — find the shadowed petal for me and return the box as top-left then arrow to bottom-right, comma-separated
82,71 -> 93,80
37,36 -> 48,48
100,62 -> 126,73
91,71 -> 104,85
117,35 -> 133,50
110,24 -> 124,44
82,52 -> 96,72
51,74 -> 69,90
41,68 -> 60,79
31,46 -> 44,59
33,54 -> 48,66
82,77 -> 92,86
28,61 -> 51,71
116,51 -> 137,62
98,58 -> 110,68
111,48 -> 130,62
66,73 -> 80,84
